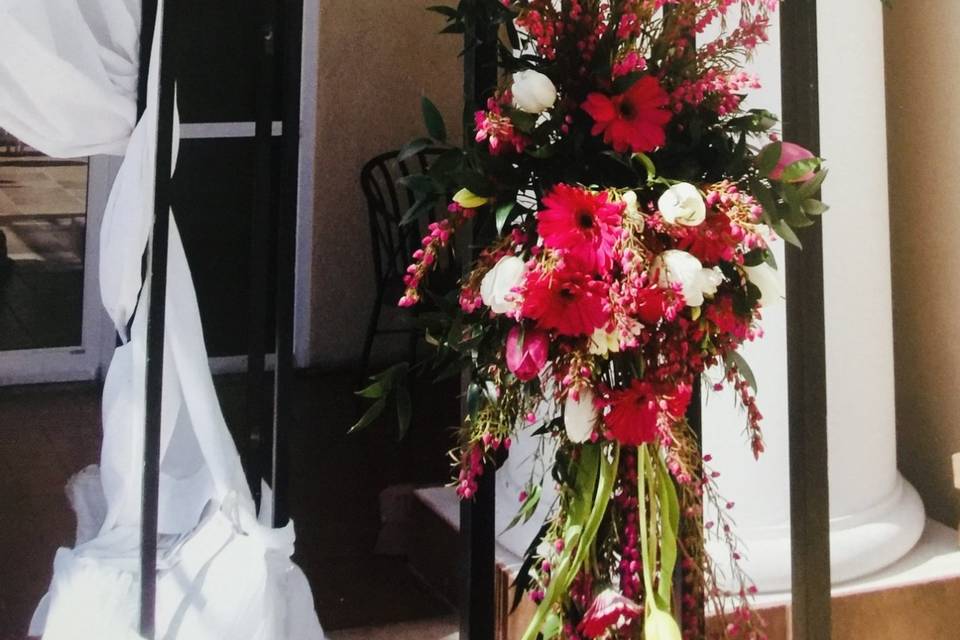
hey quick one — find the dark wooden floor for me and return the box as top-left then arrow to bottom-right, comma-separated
0,370 -> 459,638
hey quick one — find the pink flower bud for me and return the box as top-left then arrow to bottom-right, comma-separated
769,141 -> 817,182
505,326 -> 549,382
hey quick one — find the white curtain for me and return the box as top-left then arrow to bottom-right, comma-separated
0,0 -> 324,638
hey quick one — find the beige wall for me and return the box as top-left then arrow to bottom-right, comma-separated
308,0 -> 463,368
885,5 -> 960,525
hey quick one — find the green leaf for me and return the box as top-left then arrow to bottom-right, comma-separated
634,152 -> 657,182
466,382 -> 482,419
773,219 -> 803,249
397,173 -> 439,194
400,195 -> 436,226
781,157 -> 822,183
751,180 -> 781,225
742,248 -> 766,267
797,168 -> 828,199
355,380 -> 384,399
803,199 -> 830,216
426,4 -> 459,18
421,96 -> 447,142
756,142 -> 782,178
496,202 -> 518,234
348,396 -> 387,434
398,137 -> 434,162
725,350 -> 758,392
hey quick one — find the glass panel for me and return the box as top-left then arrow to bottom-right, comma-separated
0,128 -> 87,350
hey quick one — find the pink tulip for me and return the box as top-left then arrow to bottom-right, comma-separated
578,589 -> 643,638
505,326 -> 549,382
769,141 -> 817,182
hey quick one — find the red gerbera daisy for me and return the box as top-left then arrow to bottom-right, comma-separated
604,380 -> 692,445
582,76 -> 672,153
521,264 -> 609,337
537,184 -> 624,273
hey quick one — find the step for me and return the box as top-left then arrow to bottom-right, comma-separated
409,484 -> 960,639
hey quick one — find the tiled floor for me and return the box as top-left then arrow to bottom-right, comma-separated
0,370 -> 460,638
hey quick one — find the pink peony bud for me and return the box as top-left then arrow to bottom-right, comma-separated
769,141 -> 816,182
505,326 -> 549,382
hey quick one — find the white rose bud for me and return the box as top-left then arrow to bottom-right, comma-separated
511,70 -> 558,114
744,263 -> 785,306
658,183 -> 707,227
653,250 -> 723,308
480,255 -> 526,315
564,389 -> 597,444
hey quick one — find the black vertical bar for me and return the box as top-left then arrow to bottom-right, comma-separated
140,0 -> 178,636
781,2 -> 831,639
246,0 -> 278,508
460,12 -> 498,640
271,0 -> 304,528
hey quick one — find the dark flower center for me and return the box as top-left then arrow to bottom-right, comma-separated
618,100 -> 636,119
559,287 -> 577,300
577,210 -> 595,229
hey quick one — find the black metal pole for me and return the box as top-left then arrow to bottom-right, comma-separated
780,2 -> 832,639
270,0 -> 304,528
680,379 -> 704,635
139,0 -> 178,636
460,12 -> 498,640
246,0 -> 278,508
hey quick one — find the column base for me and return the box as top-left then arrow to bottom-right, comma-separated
710,474 -> 926,593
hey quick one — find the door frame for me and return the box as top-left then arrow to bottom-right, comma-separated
0,155 -> 118,386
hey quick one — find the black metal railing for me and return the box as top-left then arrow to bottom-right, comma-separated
136,0 -> 303,635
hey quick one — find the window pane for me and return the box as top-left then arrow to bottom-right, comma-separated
0,129 -> 87,351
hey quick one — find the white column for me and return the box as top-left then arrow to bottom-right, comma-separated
705,0 -> 925,593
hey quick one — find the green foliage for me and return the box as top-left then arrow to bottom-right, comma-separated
350,362 -> 413,439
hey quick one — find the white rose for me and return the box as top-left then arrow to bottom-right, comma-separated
511,70 -> 558,114
744,263 -> 785,306
654,250 -> 724,307
658,183 -> 707,226
564,389 -> 597,444
480,255 -> 526,314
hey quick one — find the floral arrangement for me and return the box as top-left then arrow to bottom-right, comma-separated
356,1 -> 828,638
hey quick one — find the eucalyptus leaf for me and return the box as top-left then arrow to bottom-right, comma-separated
797,168 -> 828,199
496,202 -> 518,234
803,199 -> 829,216
398,137 -> 434,162
348,396 -> 387,434
773,219 -> 803,249
421,96 -> 447,142
756,142 -> 782,178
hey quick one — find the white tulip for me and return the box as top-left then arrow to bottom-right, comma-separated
658,183 -> 707,226
588,327 -> 621,357
511,70 -> 558,114
744,263 -> 785,306
480,255 -> 526,315
654,250 -> 724,307
564,389 -> 597,444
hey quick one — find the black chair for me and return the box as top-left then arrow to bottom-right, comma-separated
359,148 -> 451,379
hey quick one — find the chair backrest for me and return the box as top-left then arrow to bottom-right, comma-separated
360,148 -> 446,288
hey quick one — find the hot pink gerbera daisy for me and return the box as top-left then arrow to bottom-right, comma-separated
604,380 -> 692,445
521,264 -> 609,337
536,184 -> 623,273
582,76 -> 672,153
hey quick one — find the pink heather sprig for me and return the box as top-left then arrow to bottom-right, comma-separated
455,433 -> 513,499
671,69 -> 760,116
399,203 -> 475,308
475,95 -> 529,155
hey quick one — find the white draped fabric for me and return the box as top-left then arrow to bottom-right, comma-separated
0,1 -> 324,638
